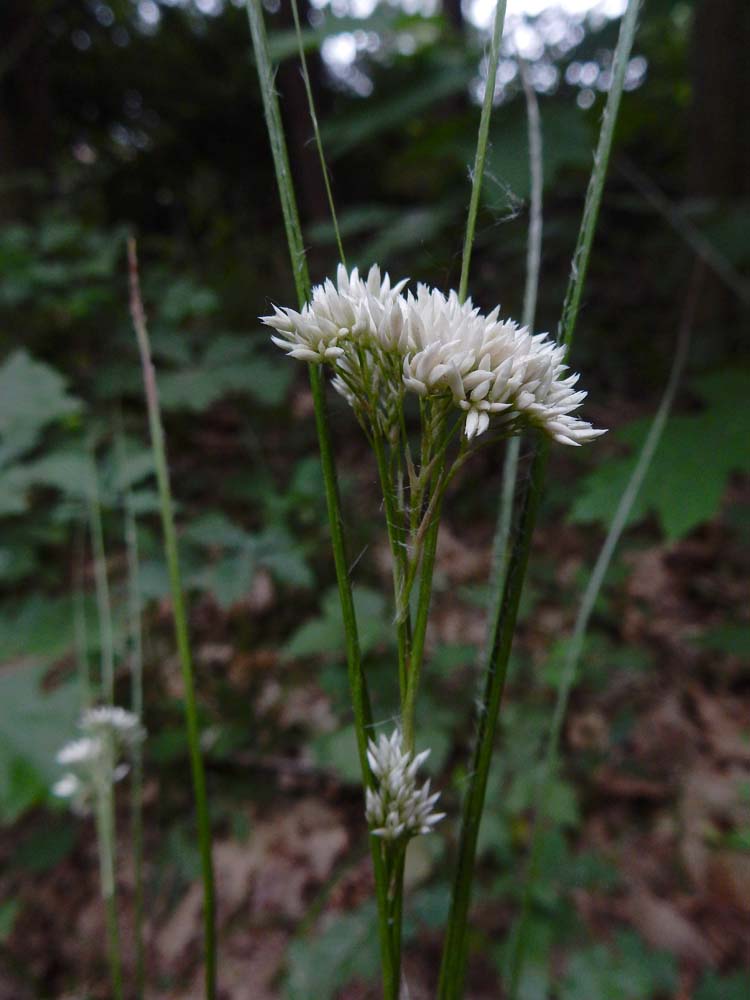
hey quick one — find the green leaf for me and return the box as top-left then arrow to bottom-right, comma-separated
696,971 -> 750,1000
285,902 -> 379,999
283,587 -> 391,660
560,931 -> 677,1000
0,351 -> 81,462
309,725 -> 361,784
571,369 -> 750,539
0,663 -> 80,822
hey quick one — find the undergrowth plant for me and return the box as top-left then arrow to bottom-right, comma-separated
247,0 -> 643,996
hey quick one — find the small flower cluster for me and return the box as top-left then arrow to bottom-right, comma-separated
364,729 -> 444,841
54,706 -> 145,814
263,264 -> 604,446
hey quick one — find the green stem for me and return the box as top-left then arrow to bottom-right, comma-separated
507,267 -> 700,999
458,0 -> 508,303
95,778 -> 123,1000
438,442 -> 548,1000
245,4 -> 395,991
372,432 -> 410,703
128,239 -> 216,1000
124,482 -> 146,999
87,454 -> 115,705
559,0 -> 643,351
484,56 -> 544,659
289,0 -> 346,266
402,489 -> 442,752
73,522 -> 92,708
440,4 -> 643,992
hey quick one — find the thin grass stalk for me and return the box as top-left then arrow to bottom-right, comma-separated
559,0 -> 643,350
95,777 -> 123,1000
438,442 -> 549,1000
245,3 -> 396,992
439,3 -> 643,993
87,454 -> 115,704
507,266 -> 701,998
73,522 -> 92,707
124,483 -> 146,999
127,239 -> 216,1000
401,491 -> 442,751
458,0 -> 508,303
484,56 -> 544,659
289,0 -> 346,266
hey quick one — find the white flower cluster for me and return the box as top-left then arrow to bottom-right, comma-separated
263,264 -> 604,445
364,729 -> 444,841
54,706 -> 145,814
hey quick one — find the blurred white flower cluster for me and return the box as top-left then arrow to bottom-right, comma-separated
54,706 -> 145,815
365,729 -> 444,841
263,264 -> 604,445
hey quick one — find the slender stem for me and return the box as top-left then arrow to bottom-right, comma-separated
402,485 -> 443,751
439,3 -> 643,993
95,778 -> 123,1000
458,0 -> 508,302
483,56 -> 544,660
73,522 -> 92,707
507,267 -> 701,998
87,454 -> 115,705
289,0 -> 346,266
124,478 -> 146,999
438,441 -> 549,999
128,239 -> 216,1000
245,4 -> 395,991
372,431 -> 410,702
559,0 -> 643,351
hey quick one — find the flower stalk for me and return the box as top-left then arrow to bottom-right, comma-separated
128,238 -> 217,1000
437,2 -> 644,993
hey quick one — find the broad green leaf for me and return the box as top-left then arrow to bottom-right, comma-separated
309,725 -> 361,784
285,902 -> 379,1000
0,663 -> 80,822
571,369 -> 750,539
283,587 -> 391,660
560,932 -> 677,1000
0,351 -> 80,460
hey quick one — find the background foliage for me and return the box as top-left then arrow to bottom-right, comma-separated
0,0 -> 748,996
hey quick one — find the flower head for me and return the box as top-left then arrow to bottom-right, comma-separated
56,736 -> 103,767
364,729 -> 445,841
263,265 -> 604,447
53,706 -> 145,815
80,705 -> 145,748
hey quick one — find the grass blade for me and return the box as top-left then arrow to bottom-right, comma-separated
507,265 -> 701,997
289,0 -> 346,266
244,3 -> 396,992
439,3 -> 643,994
484,55 -> 544,659
128,238 -> 216,1000
458,0 -> 508,303
87,452 -> 115,704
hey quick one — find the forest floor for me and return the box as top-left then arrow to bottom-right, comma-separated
1,400 -> 749,1000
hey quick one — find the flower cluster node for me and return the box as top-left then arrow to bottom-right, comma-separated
263,264 -> 605,446
364,729 -> 445,841
54,705 -> 145,815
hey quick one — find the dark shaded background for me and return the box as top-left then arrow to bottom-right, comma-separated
0,1 -> 749,997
